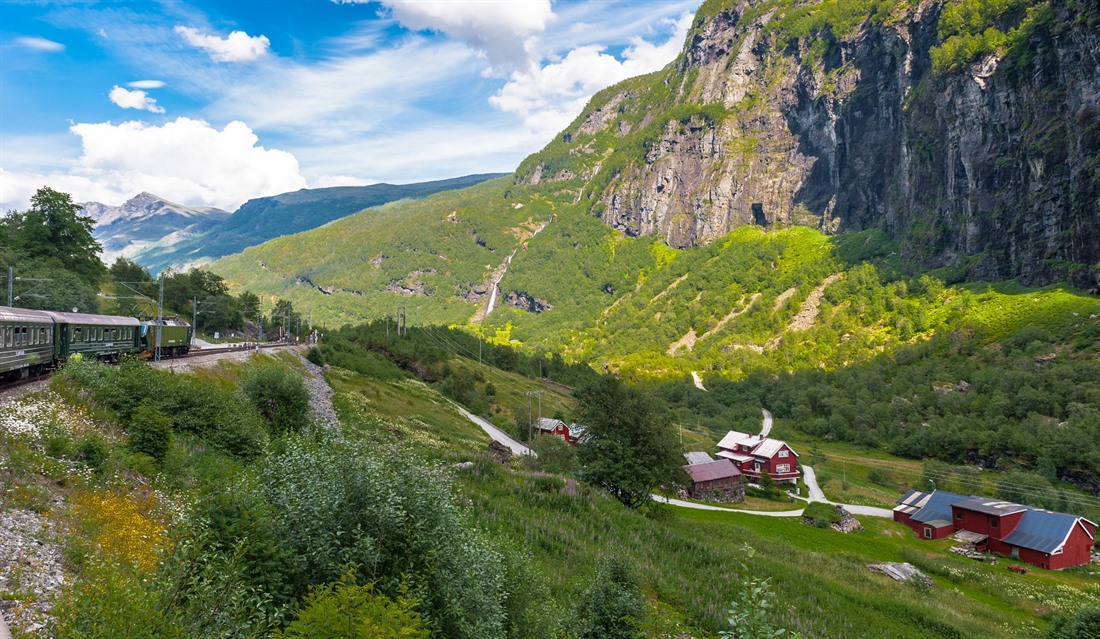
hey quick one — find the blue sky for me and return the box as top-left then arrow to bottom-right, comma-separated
1,0 -> 701,212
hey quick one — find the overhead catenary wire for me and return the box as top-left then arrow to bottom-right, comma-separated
814,452 -> 1100,509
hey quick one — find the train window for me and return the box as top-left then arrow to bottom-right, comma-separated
39,328 -> 47,344
30,329 -> 36,346
74,327 -> 82,341
4,327 -> 10,348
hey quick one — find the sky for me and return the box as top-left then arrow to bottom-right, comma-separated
0,0 -> 702,212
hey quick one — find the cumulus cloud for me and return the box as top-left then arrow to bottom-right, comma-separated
175,25 -> 270,63
490,12 -> 692,140
127,80 -> 166,89
16,37 -> 65,52
109,86 -> 166,113
1,118 -> 306,211
338,0 -> 552,71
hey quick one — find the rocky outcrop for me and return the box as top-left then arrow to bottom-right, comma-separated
505,291 -> 553,313
522,0 -> 1100,291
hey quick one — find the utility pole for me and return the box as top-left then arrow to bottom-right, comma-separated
7,266 -> 11,307
396,305 -> 407,337
192,296 -> 198,345
522,390 -> 544,441
155,274 -> 164,362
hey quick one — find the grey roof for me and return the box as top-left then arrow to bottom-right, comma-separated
952,497 -> 1027,517
684,451 -> 715,465
1001,510 -> 1095,555
0,306 -> 56,324
908,490 -> 967,525
536,417 -> 566,432
41,311 -> 140,326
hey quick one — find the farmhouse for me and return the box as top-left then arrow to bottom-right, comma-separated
894,490 -> 1097,569
715,431 -> 800,484
535,418 -> 584,444
683,459 -> 744,502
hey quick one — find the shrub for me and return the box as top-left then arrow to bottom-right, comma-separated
1048,606 -> 1100,639
526,436 -> 580,475
127,401 -> 172,463
571,558 -> 646,639
273,571 -> 430,639
251,439 -> 512,639
240,364 -> 312,435
77,433 -> 110,471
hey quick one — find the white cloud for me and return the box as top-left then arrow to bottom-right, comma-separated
1,118 -> 306,211
490,12 -> 693,140
313,175 -> 379,188
338,0 -> 552,71
16,37 -> 65,52
174,25 -> 270,63
109,85 -> 166,113
128,80 -> 166,89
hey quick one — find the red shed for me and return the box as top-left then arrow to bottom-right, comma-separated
684,459 -> 744,502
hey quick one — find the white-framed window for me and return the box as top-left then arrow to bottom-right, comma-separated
778,450 -> 789,458
776,464 -> 790,473
924,527 -> 932,539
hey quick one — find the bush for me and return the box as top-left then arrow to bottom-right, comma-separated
241,364 -> 312,435
274,572 -> 430,639
526,436 -> 580,475
77,433 -> 110,471
250,439 -> 513,639
1048,607 -> 1100,639
127,401 -> 172,463
571,558 -> 646,639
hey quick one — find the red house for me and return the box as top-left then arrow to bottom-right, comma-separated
715,431 -> 800,485
894,491 -> 1097,569
535,418 -> 585,444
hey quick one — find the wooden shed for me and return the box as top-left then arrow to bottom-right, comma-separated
684,459 -> 744,502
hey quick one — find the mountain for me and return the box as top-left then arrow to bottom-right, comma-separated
130,174 -> 507,273
212,0 -> 1100,379
517,0 -> 1100,291
83,192 -> 230,267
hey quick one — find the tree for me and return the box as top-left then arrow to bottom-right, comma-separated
574,375 -> 684,508
16,187 -> 106,285
238,291 -> 260,319
109,257 -> 153,284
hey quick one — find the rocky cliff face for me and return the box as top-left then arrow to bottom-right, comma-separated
519,0 -> 1100,291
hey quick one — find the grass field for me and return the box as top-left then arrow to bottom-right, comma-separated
322,361 -> 1100,639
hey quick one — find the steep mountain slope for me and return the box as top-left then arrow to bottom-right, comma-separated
213,0 -> 1100,379
518,0 -> 1100,291
83,192 -> 229,266
132,173 -> 506,272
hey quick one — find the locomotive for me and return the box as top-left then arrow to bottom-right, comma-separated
0,305 -> 192,381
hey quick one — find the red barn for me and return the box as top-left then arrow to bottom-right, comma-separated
893,490 -> 964,540
896,491 -> 1097,569
950,498 -> 1097,570
716,431 -> 800,484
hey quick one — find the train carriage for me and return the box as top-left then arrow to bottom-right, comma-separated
140,318 -> 192,357
0,306 -> 56,380
43,311 -> 142,362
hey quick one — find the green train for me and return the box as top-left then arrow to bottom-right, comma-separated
0,305 -> 192,381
